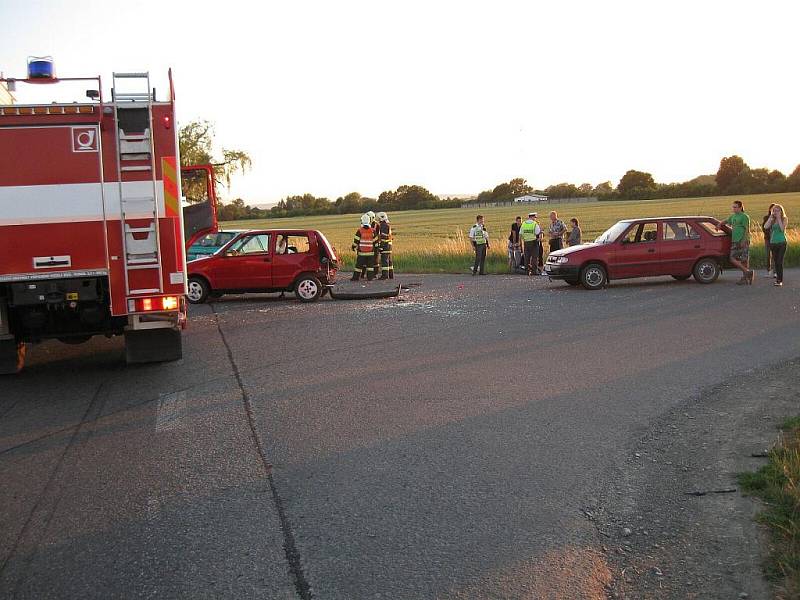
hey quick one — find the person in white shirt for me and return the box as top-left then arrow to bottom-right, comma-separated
468,215 -> 490,275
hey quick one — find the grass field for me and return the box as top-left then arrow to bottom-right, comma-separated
222,192 -> 800,273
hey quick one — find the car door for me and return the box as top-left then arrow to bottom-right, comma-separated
659,220 -> 704,275
609,222 -> 660,279
211,233 -> 272,290
271,232 -> 316,288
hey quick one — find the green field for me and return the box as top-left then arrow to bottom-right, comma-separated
222,192 -> 800,273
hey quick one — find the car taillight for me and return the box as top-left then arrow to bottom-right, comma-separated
128,296 -> 180,313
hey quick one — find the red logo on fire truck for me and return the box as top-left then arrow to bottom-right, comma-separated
71,127 -> 99,153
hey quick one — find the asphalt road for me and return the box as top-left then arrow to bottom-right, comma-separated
1,271 -> 799,599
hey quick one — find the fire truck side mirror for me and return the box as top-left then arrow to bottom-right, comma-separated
86,89 -> 100,100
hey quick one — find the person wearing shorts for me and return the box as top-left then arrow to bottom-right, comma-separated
720,200 -> 753,285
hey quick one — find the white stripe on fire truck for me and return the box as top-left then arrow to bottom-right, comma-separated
0,182 -> 166,225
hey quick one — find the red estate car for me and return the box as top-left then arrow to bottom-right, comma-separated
187,229 -> 338,303
545,216 -> 732,290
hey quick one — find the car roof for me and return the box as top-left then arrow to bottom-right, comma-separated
234,229 -> 320,234
618,216 -> 718,223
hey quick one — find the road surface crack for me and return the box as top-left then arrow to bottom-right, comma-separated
211,305 -> 312,600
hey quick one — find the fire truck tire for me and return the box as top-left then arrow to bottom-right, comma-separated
187,277 -> 210,304
0,340 -> 25,375
125,329 -> 182,364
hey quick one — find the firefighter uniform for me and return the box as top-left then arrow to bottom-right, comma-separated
352,217 -> 377,281
377,212 -> 394,279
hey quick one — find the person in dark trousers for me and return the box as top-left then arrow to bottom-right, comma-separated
761,203 -> 776,277
548,211 -> 567,254
468,215 -> 489,275
508,216 -> 522,271
519,212 -> 542,276
377,211 -> 394,279
568,218 -> 582,246
351,214 -> 376,281
764,203 -> 789,287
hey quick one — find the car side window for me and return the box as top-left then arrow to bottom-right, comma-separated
622,223 -> 657,243
697,221 -> 727,237
229,234 -> 270,255
285,235 -> 310,254
663,221 -> 700,241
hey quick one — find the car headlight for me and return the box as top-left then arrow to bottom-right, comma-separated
554,256 -> 569,264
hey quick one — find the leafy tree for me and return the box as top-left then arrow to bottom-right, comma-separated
592,181 -> 614,196
379,185 -> 440,210
715,155 -> 747,192
545,183 -> 580,198
179,120 -> 252,201
786,164 -> 800,191
577,183 -> 593,195
618,170 -> 656,198
491,182 -> 513,202
508,177 -> 533,198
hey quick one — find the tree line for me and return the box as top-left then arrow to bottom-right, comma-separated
179,120 -> 800,218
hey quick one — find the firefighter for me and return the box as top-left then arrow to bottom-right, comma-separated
377,211 -> 394,279
366,210 -> 381,276
351,214 -> 377,281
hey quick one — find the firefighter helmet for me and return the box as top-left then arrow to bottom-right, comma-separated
377,212 -> 389,222
360,214 -> 371,227
366,211 -> 376,221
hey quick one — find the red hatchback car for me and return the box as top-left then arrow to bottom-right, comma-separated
187,229 -> 338,303
545,216 -> 732,289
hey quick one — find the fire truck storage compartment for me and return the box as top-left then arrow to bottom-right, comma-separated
4,277 -> 125,340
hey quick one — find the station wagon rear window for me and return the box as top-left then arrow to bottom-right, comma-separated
696,221 -> 728,236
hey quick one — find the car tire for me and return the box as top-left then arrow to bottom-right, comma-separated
671,274 -> 691,281
187,277 -> 210,304
565,279 -> 580,286
693,258 -> 720,284
580,264 -> 607,290
295,275 -> 322,302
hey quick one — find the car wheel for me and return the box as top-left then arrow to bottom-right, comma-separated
295,275 -> 322,302
580,264 -> 607,290
693,258 -> 720,284
187,277 -> 210,304
671,274 -> 691,281
565,279 -> 580,286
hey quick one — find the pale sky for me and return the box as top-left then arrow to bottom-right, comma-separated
2,0 -> 798,204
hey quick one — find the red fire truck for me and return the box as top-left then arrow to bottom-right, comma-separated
0,64 -> 217,374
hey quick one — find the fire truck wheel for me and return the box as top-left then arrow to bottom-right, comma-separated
187,277 -> 210,304
125,328 -> 182,364
0,340 -> 25,375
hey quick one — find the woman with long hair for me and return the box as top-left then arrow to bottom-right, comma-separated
762,203 -> 776,276
764,204 -> 789,287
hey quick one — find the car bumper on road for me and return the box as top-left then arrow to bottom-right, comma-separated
544,264 -> 580,280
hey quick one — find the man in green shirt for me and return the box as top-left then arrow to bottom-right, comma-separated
719,200 -> 754,284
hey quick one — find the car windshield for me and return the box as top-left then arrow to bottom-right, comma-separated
595,221 -> 630,244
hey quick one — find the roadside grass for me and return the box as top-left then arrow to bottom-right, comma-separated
222,192 -> 800,273
738,418 -> 800,597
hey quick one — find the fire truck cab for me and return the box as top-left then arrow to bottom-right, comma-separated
0,63 -> 216,374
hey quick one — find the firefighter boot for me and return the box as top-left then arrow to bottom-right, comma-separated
351,271 -> 361,281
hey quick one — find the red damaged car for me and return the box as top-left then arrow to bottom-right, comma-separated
544,217 -> 732,290
187,229 -> 338,303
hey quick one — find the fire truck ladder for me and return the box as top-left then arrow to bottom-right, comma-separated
112,72 -> 163,296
